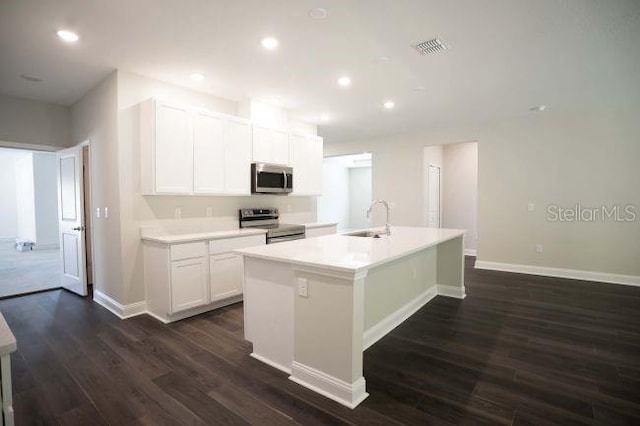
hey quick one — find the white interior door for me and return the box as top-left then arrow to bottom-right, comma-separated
57,145 -> 87,296
427,165 -> 441,228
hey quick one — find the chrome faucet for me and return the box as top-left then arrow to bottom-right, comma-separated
366,200 -> 391,236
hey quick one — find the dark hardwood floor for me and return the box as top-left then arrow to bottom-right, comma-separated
1,256 -> 639,425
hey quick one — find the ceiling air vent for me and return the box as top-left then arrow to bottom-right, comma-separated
413,37 -> 449,55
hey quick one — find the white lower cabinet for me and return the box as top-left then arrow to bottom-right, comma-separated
144,233 -> 265,322
210,253 -> 243,302
170,257 -> 208,314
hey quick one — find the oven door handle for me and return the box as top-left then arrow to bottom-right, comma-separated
268,234 -> 305,244
283,169 -> 288,190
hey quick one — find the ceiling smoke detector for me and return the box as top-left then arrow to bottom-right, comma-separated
413,37 -> 449,55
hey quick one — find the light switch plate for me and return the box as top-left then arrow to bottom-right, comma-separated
96,207 -> 101,219
297,278 -> 308,297
528,203 -> 535,212
104,207 -> 109,219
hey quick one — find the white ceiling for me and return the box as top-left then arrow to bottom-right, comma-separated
1,0 -> 639,143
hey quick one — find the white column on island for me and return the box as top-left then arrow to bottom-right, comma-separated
289,266 -> 369,408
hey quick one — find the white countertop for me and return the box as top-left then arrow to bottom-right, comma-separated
234,226 -> 465,274
140,222 -> 338,244
141,228 -> 267,244
0,312 -> 17,356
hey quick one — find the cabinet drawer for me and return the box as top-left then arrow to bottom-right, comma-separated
209,234 -> 265,255
170,241 -> 207,261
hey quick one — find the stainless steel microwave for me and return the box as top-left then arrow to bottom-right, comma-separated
251,163 -> 293,194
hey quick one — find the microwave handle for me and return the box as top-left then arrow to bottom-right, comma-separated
283,170 -> 287,189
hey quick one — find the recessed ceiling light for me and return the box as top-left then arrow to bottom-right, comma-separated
320,114 -> 330,122
383,100 -> 395,110
261,37 -> 279,50
413,86 -> 426,92
529,105 -> 547,112
309,8 -> 328,19
190,73 -> 205,82
20,73 -> 43,82
57,30 -> 79,42
374,56 -> 390,64
337,76 -> 351,87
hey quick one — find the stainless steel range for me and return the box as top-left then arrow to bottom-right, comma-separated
239,208 -> 305,244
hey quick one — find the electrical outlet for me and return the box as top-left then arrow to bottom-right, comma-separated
536,244 -> 543,253
206,207 -> 212,217
528,203 -> 535,212
297,278 -> 308,297
96,208 -> 101,219
175,207 -> 181,219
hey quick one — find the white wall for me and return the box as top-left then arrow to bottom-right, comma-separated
71,72 -> 123,302
0,148 -> 30,239
318,157 -> 350,231
325,104 -> 640,278
442,142 -> 478,252
0,94 -> 71,148
14,154 -> 36,242
348,167 -> 372,230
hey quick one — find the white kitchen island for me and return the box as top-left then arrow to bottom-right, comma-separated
235,226 -> 466,408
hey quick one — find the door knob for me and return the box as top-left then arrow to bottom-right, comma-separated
72,226 -> 85,231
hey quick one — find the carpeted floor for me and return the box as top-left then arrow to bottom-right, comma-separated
0,239 -> 60,298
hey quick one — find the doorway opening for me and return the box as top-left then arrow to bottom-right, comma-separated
0,143 -> 94,299
317,153 -> 372,232
423,141 -> 478,255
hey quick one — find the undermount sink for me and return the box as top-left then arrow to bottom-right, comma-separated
345,230 -> 383,238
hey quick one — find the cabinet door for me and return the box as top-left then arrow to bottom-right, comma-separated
224,117 -> 252,194
252,125 -> 273,163
155,102 -> 193,194
170,257 -> 208,313
253,126 -> 289,165
271,129 -> 290,165
289,133 -> 309,194
210,253 -> 243,301
307,135 -> 323,195
193,111 -> 224,194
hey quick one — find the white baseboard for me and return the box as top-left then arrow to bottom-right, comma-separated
464,249 -> 477,256
363,286 -> 438,350
290,361 -> 369,409
250,352 -> 291,374
437,284 -> 467,299
474,261 -> 640,287
93,290 -> 147,319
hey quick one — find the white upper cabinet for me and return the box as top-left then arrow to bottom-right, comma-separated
141,99 -> 253,195
141,100 -> 193,195
141,98 -> 321,197
290,133 -> 323,195
253,125 -> 289,165
193,111 -> 252,195
193,111 -> 225,194
224,116 -> 252,195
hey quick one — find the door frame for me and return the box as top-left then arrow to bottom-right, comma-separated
77,140 -> 96,293
0,139 -> 96,297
